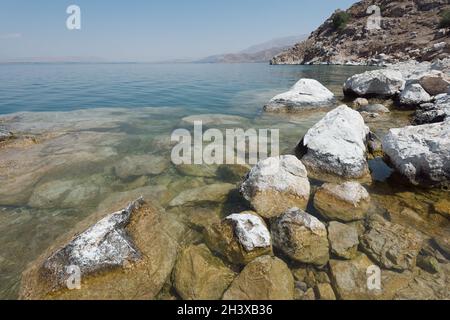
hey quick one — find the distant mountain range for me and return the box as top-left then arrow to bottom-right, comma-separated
196,35 -> 308,63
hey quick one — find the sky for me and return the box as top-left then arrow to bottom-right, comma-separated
0,0 -> 356,62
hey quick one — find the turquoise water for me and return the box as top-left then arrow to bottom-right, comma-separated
0,63 -> 370,115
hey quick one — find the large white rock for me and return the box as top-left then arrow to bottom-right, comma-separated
382,121 -> 450,187
239,155 -> 311,218
264,79 -> 335,112
399,84 -> 432,107
41,198 -> 144,288
299,105 -> 370,179
344,69 -> 405,97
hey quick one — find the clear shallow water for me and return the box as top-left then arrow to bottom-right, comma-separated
0,63 -> 448,300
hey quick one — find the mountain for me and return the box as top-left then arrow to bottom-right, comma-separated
197,35 -> 307,63
271,0 -> 450,65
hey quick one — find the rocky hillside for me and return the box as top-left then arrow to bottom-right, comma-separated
271,0 -> 450,65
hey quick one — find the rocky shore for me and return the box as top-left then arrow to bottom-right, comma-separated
11,55 -> 449,300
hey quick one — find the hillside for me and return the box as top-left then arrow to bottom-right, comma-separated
197,35 -> 307,63
271,0 -> 450,65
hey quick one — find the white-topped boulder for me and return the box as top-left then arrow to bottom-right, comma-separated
344,69 -> 405,97
264,79 -> 335,112
225,213 -> 271,251
299,105 -> 370,179
239,155 -> 311,218
382,121 -> 450,187
398,83 -> 432,107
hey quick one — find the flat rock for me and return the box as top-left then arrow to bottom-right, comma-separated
343,69 -> 405,98
204,212 -> 272,265
359,104 -> 390,114
360,216 -> 425,271
172,244 -> 236,300
222,255 -> 294,300
264,79 -> 335,112
114,155 -> 169,179
239,155 -> 311,218
271,208 -> 329,266
382,121 -> 450,187
328,221 -> 359,260
299,105 -> 370,179
314,181 -> 371,222
169,183 -> 235,207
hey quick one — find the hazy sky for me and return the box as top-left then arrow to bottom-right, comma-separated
0,0 -> 355,62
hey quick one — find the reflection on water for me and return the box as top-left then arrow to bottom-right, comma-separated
0,64 -> 448,299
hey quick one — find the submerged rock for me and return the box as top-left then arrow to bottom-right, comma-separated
398,84 -> 432,107
271,208 -> 329,266
222,255 -> 294,300
329,253 -> 413,300
169,183 -> 235,207
299,105 -> 370,179
204,212 -> 272,265
264,79 -> 335,112
172,244 -> 235,300
360,216 -> 425,271
314,283 -> 336,300
359,104 -> 390,114
239,155 -> 310,218
343,69 -> 405,98
313,181 -> 371,222
328,221 -> 359,260
180,114 -> 247,126
382,121 -> 450,187
114,155 -> 170,179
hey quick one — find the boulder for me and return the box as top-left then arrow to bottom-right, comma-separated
114,155 -> 169,179
352,98 -> 369,109
172,244 -> 236,300
314,283 -> 336,300
360,215 -> 425,271
239,155 -> 311,218
271,208 -> 329,266
20,198 -> 186,299
419,74 -> 450,96
382,121 -> 450,187
264,79 -> 335,112
343,69 -> 405,98
328,221 -> 359,260
398,84 -> 432,107
169,183 -> 235,207
204,212 -> 272,265
298,105 -> 370,179
313,182 -> 371,222
329,253 -> 413,300
412,100 -> 449,125
222,256 -> 294,300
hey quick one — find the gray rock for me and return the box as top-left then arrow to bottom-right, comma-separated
240,155 -> 311,218
359,104 -> 390,114
41,198 -> 144,290
382,121 -> 450,187
352,98 -> 369,109
399,84 -> 432,107
419,74 -> 450,96
343,69 -> 405,97
412,94 -> 450,125
360,215 -> 425,271
271,208 -> 329,266
299,105 -> 370,179
264,79 -> 335,112
328,221 -> 359,260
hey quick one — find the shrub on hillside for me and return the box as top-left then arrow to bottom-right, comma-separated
439,9 -> 450,28
333,11 -> 351,31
